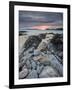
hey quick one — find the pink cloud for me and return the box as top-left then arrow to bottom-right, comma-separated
32,25 -> 50,30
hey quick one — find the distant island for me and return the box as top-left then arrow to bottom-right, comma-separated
46,28 -> 63,30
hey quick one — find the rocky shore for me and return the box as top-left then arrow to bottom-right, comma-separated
19,33 -> 63,79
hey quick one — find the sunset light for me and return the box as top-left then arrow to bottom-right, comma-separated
32,25 -> 49,30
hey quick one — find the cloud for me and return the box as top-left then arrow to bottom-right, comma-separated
19,11 -> 63,30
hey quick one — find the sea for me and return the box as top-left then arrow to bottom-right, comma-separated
20,29 -> 63,36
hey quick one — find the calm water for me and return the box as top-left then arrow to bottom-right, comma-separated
20,29 -> 63,36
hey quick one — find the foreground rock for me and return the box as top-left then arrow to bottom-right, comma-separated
27,70 -> 38,78
39,66 -> 59,78
19,66 -> 28,79
19,33 -> 63,79
23,34 -> 46,51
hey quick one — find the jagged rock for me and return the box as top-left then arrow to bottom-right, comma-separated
58,52 -> 63,59
31,60 -> 37,70
27,47 -> 35,53
50,34 -> 63,51
33,50 -> 41,56
47,51 -> 51,55
37,34 -> 54,52
33,54 -> 49,63
19,48 -> 25,60
33,55 -> 42,61
24,53 -> 33,60
49,56 -> 63,76
37,64 -> 44,74
26,60 -> 31,69
23,36 -> 42,51
39,66 -> 59,78
46,33 -> 54,40
28,69 -> 32,73
19,58 -> 27,72
19,67 -> 28,79
19,33 -> 63,78
37,39 -> 48,51
22,65 -> 27,70
27,70 -> 38,78
38,33 -> 46,40
36,61 -> 40,65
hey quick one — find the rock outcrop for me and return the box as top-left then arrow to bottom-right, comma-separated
19,33 -> 63,79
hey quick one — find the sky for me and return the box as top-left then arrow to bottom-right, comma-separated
19,11 -> 63,30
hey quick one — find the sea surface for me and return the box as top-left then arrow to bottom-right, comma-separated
20,29 -> 63,36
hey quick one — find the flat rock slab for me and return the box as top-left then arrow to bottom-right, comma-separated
39,66 -> 59,78
27,70 -> 38,78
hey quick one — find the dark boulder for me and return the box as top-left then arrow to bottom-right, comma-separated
23,34 -> 46,51
50,34 -> 63,51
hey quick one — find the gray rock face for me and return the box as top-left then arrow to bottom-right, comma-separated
19,67 -> 28,79
28,47 -> 35,53
39,66 -> 59,78
27,70 -> 38,78
23,36 -> 42,51
24,52 -> 33,59
31,60 -> 37,70
37,64 -> 44,74
38,41 -> 47,50
19,58 -> 27,72
34,50 -> 41,56
26,60 -> 31,69
50,57 -> 63,76
19,33 -> 63,79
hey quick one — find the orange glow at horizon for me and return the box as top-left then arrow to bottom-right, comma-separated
32,25 -> 50,30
